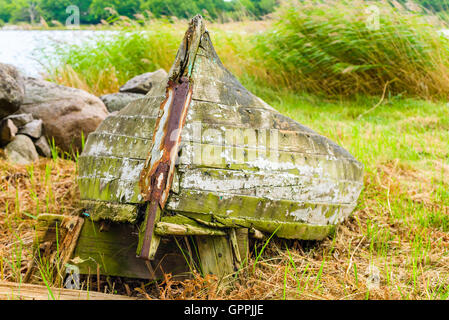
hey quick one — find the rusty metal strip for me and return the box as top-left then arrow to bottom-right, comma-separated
137,15 -> 205,261
138,78 -> 193,259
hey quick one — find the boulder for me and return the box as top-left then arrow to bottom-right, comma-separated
34,135 -> 51,158
0,119 -> 18,146
5,113 -> 34,128
19,77 -> 109,152
5,134 -> 39,165
119,69 -> 168,94
19,119 -> 42,139
100,92 -> 145,113
0,63 -> 25,118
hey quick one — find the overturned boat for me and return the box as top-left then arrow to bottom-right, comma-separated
36,15 -> 363,281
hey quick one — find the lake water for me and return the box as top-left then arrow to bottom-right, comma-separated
0,30 -> 118,77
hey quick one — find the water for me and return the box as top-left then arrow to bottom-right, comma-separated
0,30 -> 118,77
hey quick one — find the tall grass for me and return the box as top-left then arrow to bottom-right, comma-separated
42,1 -> 449,99
45,21 -> 182,96
256,0 -> 449,98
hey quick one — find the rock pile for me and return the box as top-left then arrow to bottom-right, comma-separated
100,69 -> 168,112
0,63 -> 109,165
1,62 -> 168,165
0,113 -> 49,164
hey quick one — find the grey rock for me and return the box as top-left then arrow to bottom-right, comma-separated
0,63 -> 25,118
119,69 -> 168,94
0,118 -> 18,146
5,134 -> 39,165
19,77 -> 109,152
100,92 -> 145,112
5,113 -> 34,128
34,135 -> 51,158
19,119 -> 42,139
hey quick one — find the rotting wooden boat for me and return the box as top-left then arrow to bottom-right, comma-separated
34,15 -> 364,282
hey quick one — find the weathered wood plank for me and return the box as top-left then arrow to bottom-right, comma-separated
73,220 -> 190,280
235,228 -> 249,265
186,99 -> 316,134
179,143 -> 363,181
80,136 -> 362,183
78,156 -> 145,181
156,214 -> 227,236
178,167 -> 363,204
116,95 -> 165,117
78,163 -> 361,206
0,281 -> 138,300
167,189 -> 356,231
93,111 -> 353,162
79,200 -> 138,223
96,115 -> 156,139
82,132 -> 152,159
196,235 -> 235,277
78,176 -> 141,203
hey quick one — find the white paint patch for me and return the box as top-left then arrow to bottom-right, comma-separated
85,137 -> 112,157
287,206 -> 328,225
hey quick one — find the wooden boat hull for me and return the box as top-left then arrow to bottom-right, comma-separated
71,16 -> 363,279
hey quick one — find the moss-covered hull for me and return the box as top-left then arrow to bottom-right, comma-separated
75,15 -> 363,278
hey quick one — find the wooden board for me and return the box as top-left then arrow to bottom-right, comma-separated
72,220 -> 191,280
0,281 -> 138,300
195,235 -> 235,278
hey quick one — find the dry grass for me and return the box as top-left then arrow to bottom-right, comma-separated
156,161 -> 449,300
0,158 -> 78,283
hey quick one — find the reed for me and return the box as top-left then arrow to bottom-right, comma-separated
255,0 -> 449,98
45,1 -> 449,99
45,22 -> 181,96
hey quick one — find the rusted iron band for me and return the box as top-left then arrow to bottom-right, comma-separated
137,15 -> 205,260
138,77 -> 193,260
